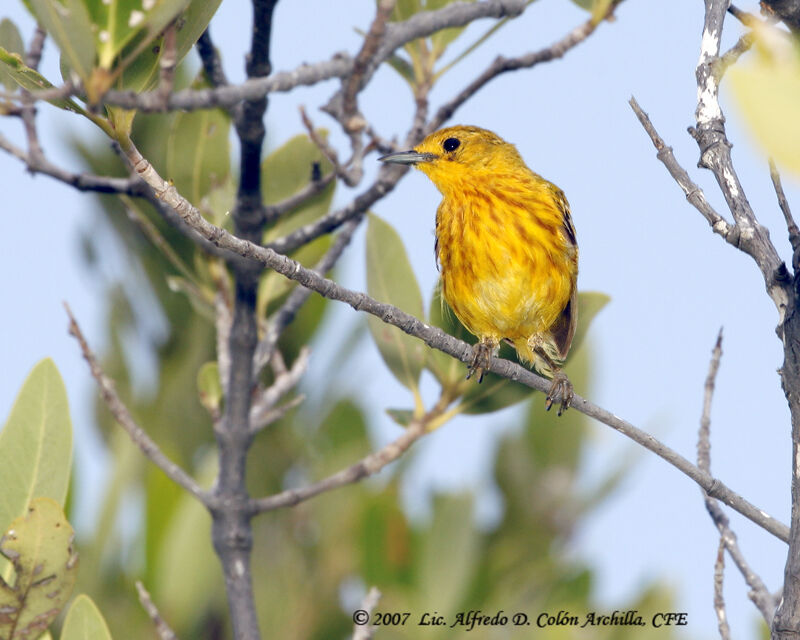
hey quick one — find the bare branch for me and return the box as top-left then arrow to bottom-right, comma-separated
0,132 -> 143,195
196,29 -> 230,88
135,581 -> 178,640
324,0 -> 396,186
770,159 -> 800,269
120,139 -> 790,541
266,164 -> 406,255
713,539 -> 732,640
692,0 -> 785,303
429,2 -> 622,132
251,406 -> 430,514
65,303 -> 210,506
352,587 -> 382,640
25,24 -> 46,70
102,54 -> 354,112
249,347 -> 310,434
100,0 -> 527,115
697,330 -> 777,625
629,97 -> 733,241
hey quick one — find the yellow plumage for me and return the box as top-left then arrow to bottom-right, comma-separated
380,125 -> 578,413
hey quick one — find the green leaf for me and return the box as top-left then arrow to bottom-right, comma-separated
175,0 -> 223,62
0,359 -> 73,536
366,214 -> 426,391
415,494 -> 479,615
166,79 -> 231,205
0,19 -> 24,92
113,0 -> 220,93
0,498 -> 79,639
730,41 -> 800,176
571,291 -> 610,355
0,47 -> 88,114
28,0 -> 95,82
153,452 -> 221,631
61,594 -> 113,640
391,0 -> 421,22
386,408 -> 414,427
428,0 -> 473,58
197,361 -> 222,413
385,52 -> 416,85
261,132 -> 336,242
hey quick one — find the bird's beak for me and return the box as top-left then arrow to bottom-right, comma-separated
378,150 -> 436,165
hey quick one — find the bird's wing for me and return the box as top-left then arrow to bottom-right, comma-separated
550,190 -> 578,360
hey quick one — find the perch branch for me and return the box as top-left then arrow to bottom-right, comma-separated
65,304 -> 210,506
119,139 -> 789,541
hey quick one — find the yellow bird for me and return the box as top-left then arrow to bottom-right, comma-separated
380,125 -> 578,414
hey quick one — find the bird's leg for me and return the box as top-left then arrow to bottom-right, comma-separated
529,336 -> 574,417
467,336 -> 498,383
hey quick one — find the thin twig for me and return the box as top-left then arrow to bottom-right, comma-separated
769,159 -> 800,263
65,303 -> 210,506
157,22 -> 178,108
196,29 -> 230,88
697,330 -> 777,624
100,0 -> 528,113
123,139 -> 790,542
0,132 -> 145,194
352,587 -> 382,640
713,538 -> 732,640
249,347 -> 310,434
428,0 -> 623,133
251,400 -> 439,514
135,581 -> 178,640
24,24 -> 46,70
325,0 -> 397,186
266,164 -> 405,255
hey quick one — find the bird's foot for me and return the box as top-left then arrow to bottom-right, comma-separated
545,371 -> 573,417
467,339 -> 495,383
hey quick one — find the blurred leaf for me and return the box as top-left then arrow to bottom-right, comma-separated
28,0 -> 95,82
434,15 -> 509,79
262,132 -> 336,241
385,52 -> 415,85
0,498 -> 78,639
428,0 -> 472,57
61,594 -> 113,640
0,359 -> 72,535
0,47 -> 88,114
366,214 -> 426,391
175,0 -> 223,62
416,494 -> 478,615
360,492 -> 413,587
166,276 -> 214,318
153,452 -> 221,631
386,408 -> 414,427
0,19 -> 24,91
166,75 -> 231,204
197,361 -> 222,413
730,33 -> 800,176
571,291 -> 610,355
391,0 -> 421,22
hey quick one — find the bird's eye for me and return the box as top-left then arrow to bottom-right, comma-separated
442,137 -> 460,152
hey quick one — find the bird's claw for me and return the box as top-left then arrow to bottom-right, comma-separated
467,341 -> 494,383
545,372 -> 573,417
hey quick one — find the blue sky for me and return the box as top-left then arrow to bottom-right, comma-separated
2,0 -> 799,636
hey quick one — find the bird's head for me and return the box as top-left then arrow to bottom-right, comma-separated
379,125 -> 526,193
